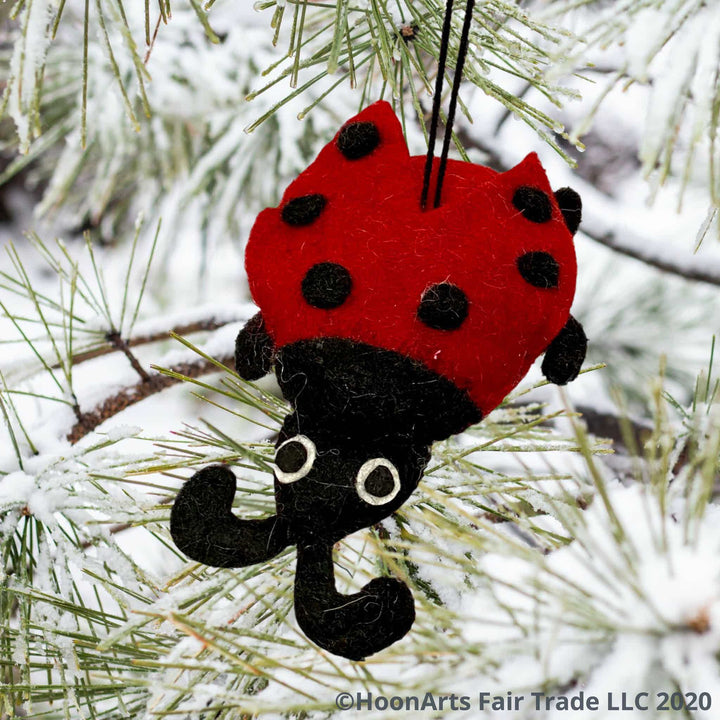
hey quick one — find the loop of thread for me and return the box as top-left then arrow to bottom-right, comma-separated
420,0 -> 477,210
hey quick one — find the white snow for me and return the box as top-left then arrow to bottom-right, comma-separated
2,0 -> 720,716
6,0 -> 56,150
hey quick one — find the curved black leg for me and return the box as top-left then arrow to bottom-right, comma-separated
170,465 -> 290,568
294,542 -> 415,660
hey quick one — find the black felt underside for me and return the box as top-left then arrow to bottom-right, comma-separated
181,322 -> 489,661
275,337 -> 482,445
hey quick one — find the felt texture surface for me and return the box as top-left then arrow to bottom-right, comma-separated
171,101 -> 588,661
276,438 -> 309,474
417,282 -> 469,330
363,465 -> 395,497
273,410 -> 430,544
336,121 -> 381,160
294,542 -> 415,660
246,100 -> 579,416
275,338 -> 482,445
541,314 -> 588,385
301,262 -> 353,309
234,312 -> 274,381
281,193 -> 327,226
171,404 -> 429,660
512,185 -> 553,223
170,465 -> 290,568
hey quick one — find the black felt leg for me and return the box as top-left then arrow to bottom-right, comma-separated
235,312 -> 275,381
170,465 -> 289,568
294,542 -> 415,661
541,314 -> 588,385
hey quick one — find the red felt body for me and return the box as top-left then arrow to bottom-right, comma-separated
245,101 -> 577,416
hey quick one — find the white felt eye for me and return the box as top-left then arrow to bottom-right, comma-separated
274,435 -> 316,484
355,458 -> 401,506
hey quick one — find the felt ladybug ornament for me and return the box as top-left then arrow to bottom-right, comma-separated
170,100 -> 587,661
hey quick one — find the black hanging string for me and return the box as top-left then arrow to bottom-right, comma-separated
420,0 -> 477,210
434,0 -> 475,208
420,0 -> 455,210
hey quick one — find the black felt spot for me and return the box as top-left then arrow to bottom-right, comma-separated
554,187 -> 582,235
301,262 -> 352,309
276,338 -> 482,445
541,315 -> 587,385
417,282 -> 468,331
336,121 -> 380,160
276,440 -> 307,474
517,251 -> 560,289
281,194 -> 327,226
513,186 -> 552,223
364,466 -> 395,497
235,312 -> 275,381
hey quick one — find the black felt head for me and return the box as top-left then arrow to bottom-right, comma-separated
274,418 -> 429,545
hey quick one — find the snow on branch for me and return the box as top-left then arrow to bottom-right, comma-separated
67,350 -> 234,444
581,205 -> 720,288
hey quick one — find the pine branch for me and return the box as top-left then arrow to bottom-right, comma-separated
54,316 -> 233,369
66,352 -> 234,444
105,330 -> 151,382
0,0 -> 587,246
248,0 -> 580,157
581,217 -> 720,287
544,0 -> 720,227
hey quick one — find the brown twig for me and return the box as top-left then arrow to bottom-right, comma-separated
575,403 -> 652,454
144,12 -> 162,64
54,318 -> 231,370
106,330 -> 150,382
67,353 -> 234,444
80,523 -> 132,549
